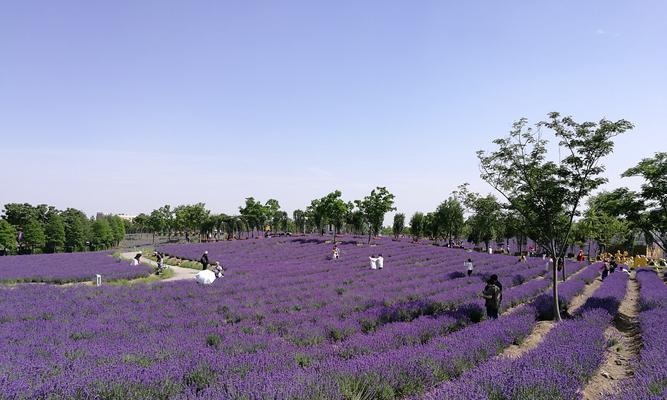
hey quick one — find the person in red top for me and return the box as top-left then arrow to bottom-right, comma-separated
577,249 -> 585,262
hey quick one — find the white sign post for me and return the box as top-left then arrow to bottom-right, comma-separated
95,274 -> 102,286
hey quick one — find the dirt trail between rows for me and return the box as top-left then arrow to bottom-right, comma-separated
120,252 -> 199,282
581,273 -> 640,400
501,266 -> 601,359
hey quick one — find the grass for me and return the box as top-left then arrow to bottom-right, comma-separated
106,267 -> 174,286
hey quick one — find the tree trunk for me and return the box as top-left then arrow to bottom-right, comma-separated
552,255 -> 562,321
333,227 -> 337,244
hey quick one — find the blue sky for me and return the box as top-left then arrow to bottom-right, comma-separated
1,1 -> 665,221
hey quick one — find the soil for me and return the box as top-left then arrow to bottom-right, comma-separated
581,274 -> 641,400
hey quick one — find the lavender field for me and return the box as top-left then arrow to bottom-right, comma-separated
0,252 -> 153,284
0,237 -> 661,399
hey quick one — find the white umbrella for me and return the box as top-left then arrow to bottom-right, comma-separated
195,270 -> 216,284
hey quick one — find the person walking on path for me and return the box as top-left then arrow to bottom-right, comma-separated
465,258 -> 474,277
376,254 -> 384,269
155,252 -> 165,274
482,274 -> 502,319
200,251 -> 209,270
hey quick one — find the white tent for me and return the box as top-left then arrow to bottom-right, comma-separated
195,270 -> 216,284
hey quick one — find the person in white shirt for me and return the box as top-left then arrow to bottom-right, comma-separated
332,245 -> 340,260
376,254 -> 384,269
465,258 -> 474,277
369,255 -> 378,270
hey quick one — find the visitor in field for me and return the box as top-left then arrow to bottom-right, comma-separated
332,245 -> 340,260
601,260 -> 610,280
155,252 -> 165,274
577,249 -> 585,262
214,262 -> 225,278
200,251 -> 209,270
132,252 -> 142,266
610,257 -> 618,273
465,258 -> 474,277
482,274 -> 502,319
369,255 -> 378,270
376,254 -> 384,269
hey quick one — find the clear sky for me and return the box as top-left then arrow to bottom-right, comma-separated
1,1 -> 665,222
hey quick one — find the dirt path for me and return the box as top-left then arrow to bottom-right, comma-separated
581,274 -> 640,400
501,267 -> 603,359
120,252 -> 199,282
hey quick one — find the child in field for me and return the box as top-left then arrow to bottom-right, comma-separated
332,245 -> 340,260
213,262 -> 225,278
376,254 -> 384,269
465,258 -> 474,277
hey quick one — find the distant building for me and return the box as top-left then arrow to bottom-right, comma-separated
95,213 -> 136,221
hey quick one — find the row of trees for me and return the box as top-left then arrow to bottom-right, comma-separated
131,187 -> 398,245
0,204 -> 125,254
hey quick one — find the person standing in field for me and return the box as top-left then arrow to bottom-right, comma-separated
601,260 -> 610,280
465,258 -> 474,277
376,254 -> 384,269
200,251 -> 209,270
482,274 -> 502,319
369,255 -> 378,270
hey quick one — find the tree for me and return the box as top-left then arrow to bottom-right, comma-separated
621,153 -> 667,252
320,191 -> 352,243
265,199 -> 281,233
355,187 -> 396,244
435,197 -> 465,245
91,218 -> 114,249
466,195 -> 501,250
306,199 -> 325,235
409,212 -> 424,242
293,209 -> 306,234
23,217 -> 46,253
239,198 -> 267,238
2,203 -> 35,230
392,213 -> 405,239
62,208 -> 88,252
347,209 -> 366,235
477,112 -> 633,321
148,209 -> 166,244
0,219 -> 17,255
44,212 -> 65,253
106,216 -> 125,246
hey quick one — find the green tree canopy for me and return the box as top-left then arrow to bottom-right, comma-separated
477,112 -> 633,320
0,219 -> 17,254
44,212 -> 65,253
355,187 -> 396,244
392,213 -> 405,239
409,212 -> 424,242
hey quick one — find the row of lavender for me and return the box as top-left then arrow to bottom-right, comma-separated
425,270 -> 629,399
0,252 -> 152,283
0,239 -> 583,398
611,269 -> 667,399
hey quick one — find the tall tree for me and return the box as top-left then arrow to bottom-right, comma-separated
44,212 -> 65,253
293,209 -> 306,234
409,212 -> 424,242
0,219 -> 17,255
91,218 -> 114,249
239,198 -> 266,238
621,153 -> 667,252
355,187 -> 396,244
436,197 -> 465,245
320,191 -> 352,243
392,213 -> 405,239
23,217 -> 46,253
62,208 -> 88,252
2,203 -> 35,230
466,195 -> 501,250
306,199 -> 325,235
477,112 -> 632,321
